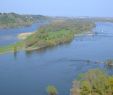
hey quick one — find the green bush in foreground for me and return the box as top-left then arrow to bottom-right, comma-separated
46,85 -> 58,95
71,69 -> 113,95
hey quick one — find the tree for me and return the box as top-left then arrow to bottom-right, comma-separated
71,69 -> 113,95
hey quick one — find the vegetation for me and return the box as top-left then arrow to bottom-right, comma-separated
0,13 -> 34,28
0,13 -> 49,29
70,69 -> 113,95
0,18 -> 95,53
25,19 -> 95,50
46,85 -> 58,95
0,42 -> 24,54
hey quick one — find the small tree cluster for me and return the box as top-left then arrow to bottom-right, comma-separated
71,69 -> 113,95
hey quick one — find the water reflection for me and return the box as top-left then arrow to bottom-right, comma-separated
13,51 -> 17,60
0,21 -> 49,46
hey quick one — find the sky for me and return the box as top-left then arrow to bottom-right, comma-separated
0,0 -> 113,17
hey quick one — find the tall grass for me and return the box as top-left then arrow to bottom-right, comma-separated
0,42 -> 24,54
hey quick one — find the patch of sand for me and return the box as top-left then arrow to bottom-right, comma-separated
18,32 -> 35,40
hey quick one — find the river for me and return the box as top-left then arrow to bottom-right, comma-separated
0,22 -> 113,95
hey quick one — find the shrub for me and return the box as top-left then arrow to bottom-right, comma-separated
71,69 -> 113,95
46,85 -> 58,95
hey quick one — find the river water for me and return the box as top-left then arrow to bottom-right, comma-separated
0,22 -> 113,95
0,22 -> 46,46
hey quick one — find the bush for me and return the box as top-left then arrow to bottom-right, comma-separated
71,69 -> 113,95
46,85 -> 58,95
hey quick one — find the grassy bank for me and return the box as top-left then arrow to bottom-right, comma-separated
0,42 -> 24,54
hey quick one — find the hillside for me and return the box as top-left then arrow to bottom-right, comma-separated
0,13 -> 49,29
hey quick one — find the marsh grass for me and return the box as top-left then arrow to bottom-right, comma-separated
0,41 -> 24,54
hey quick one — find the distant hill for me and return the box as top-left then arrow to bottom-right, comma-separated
0,13 -> 49,29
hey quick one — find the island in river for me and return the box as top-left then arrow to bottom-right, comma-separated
0,18 -> 95,54
25,19 -> 95,51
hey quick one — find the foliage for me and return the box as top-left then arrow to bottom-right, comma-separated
0,13 -> 35,28
46,85 -> 58,95
0,13 -> 50,29
25,19 -> 95,50
0,41 -> 24,54
71,69 -> 113,95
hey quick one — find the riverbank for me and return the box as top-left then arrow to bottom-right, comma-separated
0,42 -> 24,54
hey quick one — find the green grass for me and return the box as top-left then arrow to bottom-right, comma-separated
0,42 -> 24,54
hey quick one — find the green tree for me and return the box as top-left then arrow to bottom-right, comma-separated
71,69 -> 113,95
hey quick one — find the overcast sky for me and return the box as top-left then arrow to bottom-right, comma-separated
0,0 -> 113,17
